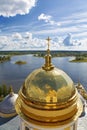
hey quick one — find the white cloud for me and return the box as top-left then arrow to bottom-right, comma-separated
0,32 -> 87,51
0,32 -> 46,50
61,11 -> 87,27
63,33 -> 82,47
12,33 -> 22,39
38,13 -> 52,22
37,11 -> 87,42
63,33 -> 73,46
69,12 -> 87,20
73,32 -> 87,38
24,32 -> 32,39
0,0 -> 36,17
79,39 -> 87,46
38,13 -> 61,26
33,26 -> 79,36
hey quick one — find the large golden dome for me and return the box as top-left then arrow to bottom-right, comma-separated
15,37 -> 83,127
24,67 -> 75,104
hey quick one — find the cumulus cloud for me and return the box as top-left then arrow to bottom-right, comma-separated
24,32 -> 32,39
63,33 -> 73,46
38,13 -> 61,26
38,13 -> 52,22
0,32 -> 87,51
0,0 -> 36,17
12,33 -> 22,40
63,33 -> 82,47
0,32 -> 61,50
0,32 -> 46,50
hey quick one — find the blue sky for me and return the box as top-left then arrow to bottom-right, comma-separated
0,0 -> 87,50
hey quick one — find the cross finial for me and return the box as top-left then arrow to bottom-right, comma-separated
46,36 -> 51,50
42,37 -> 54,71
9,86 -> 14,96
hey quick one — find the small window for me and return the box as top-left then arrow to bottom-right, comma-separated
25,126 -> 30,130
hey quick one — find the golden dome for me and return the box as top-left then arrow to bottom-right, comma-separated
24,67 -> 75,104
22,36 -> 75,104
15,37 -> 83,127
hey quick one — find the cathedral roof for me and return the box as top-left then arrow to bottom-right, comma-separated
0,88 -> 18,118
0,112 -> 87,130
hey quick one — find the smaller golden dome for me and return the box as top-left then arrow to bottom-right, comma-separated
0,88 -> 18,118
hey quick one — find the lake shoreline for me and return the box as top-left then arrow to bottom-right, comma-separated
0,55 -> 87,92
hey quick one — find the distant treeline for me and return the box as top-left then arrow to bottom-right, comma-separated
0,84 -> 12,101
33,51 -> 87,57
0,50 -> 87,57
0,51 -> 35,55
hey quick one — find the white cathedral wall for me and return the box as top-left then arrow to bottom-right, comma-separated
20,117 -> 78,130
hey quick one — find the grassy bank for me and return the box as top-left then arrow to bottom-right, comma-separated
70,56 -> 87,62
70,59 -> 87,62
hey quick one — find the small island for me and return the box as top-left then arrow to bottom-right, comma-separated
15,60 -> 27,65
70,56 -> 87,62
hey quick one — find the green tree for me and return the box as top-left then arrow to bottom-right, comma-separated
2,84 -> 7,97
0,86 -> 3,96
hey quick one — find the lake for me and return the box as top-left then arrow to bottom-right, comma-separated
0,55 -> 87,92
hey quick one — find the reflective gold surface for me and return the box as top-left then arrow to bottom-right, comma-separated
23,67 -> 75,104
17,88 -> 77,110
15,94 -> 83,127
15,82 -> 83,125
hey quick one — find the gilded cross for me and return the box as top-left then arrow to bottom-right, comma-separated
46,37 -> 51,50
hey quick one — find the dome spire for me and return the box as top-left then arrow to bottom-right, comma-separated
42,36 -> 54,71
9,86 -> 14,96
78,78 -> 81,86
47,36 -> 50,51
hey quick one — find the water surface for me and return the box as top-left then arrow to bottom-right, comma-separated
0,55 -> 87,92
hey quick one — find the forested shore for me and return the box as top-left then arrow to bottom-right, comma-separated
0,84 -> 12,101
0,55 -> 10,63
0,50 -> 87,57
